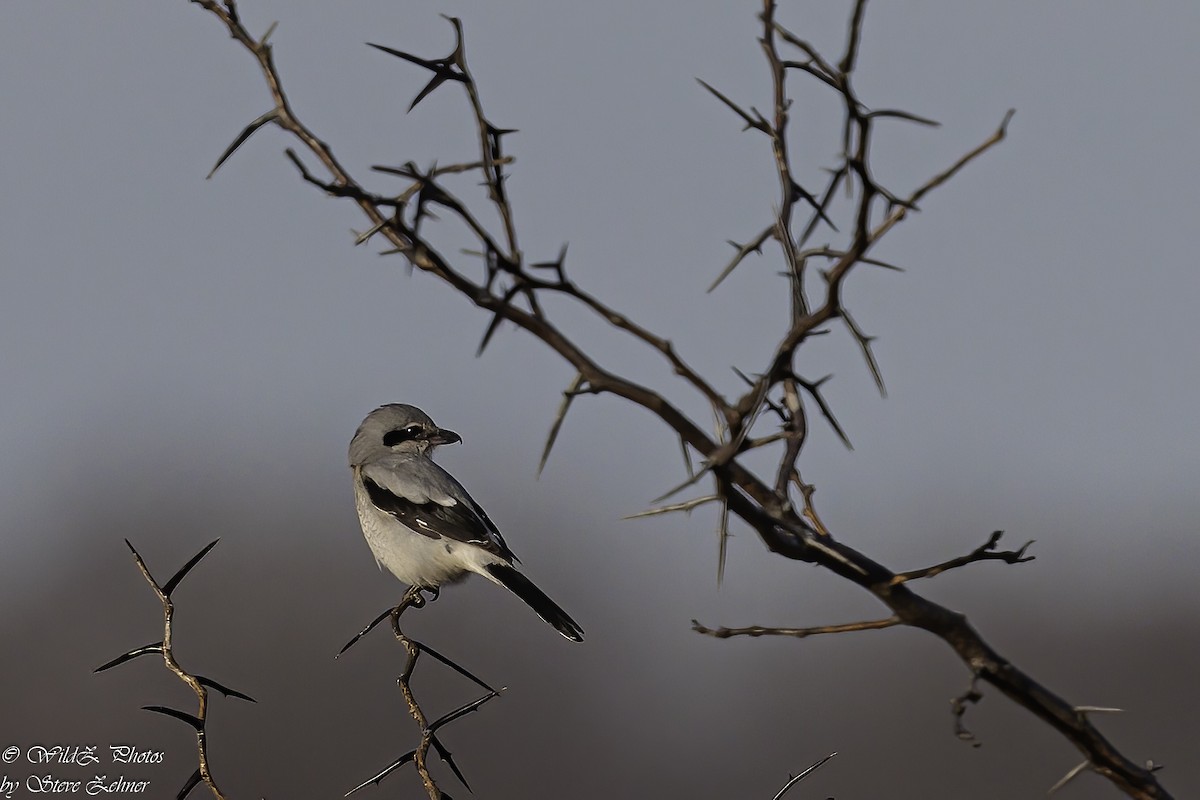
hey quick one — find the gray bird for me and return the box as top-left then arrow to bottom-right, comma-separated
349,403 -> 584,642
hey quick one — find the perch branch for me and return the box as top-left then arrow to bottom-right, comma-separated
340,587 -> 500,798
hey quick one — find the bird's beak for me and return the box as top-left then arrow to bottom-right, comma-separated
430,428 -> 462,446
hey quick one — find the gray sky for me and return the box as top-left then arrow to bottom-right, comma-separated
2,2 -> 1198,798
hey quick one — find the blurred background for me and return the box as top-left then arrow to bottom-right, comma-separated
2,1 -> 1198,797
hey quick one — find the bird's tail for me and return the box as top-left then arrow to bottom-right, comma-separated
484,563 -> 584,642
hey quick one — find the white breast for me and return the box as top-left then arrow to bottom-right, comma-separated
353,474 -> 502,588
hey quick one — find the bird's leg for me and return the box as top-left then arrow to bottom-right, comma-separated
398,584 -> 426,615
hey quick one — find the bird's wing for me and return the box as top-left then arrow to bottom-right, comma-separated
359,457 -> 513,560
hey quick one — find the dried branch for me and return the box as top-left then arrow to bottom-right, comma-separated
692,616 -> 900,639
892,531 -> 1035,584
838,0 -> 869,75
340,587 -> 500,798
96,540 -> 254,800
909,108 -> 1016,209
760,1 -> 808,324
179,1 -> 1173,796
772,379 -> 805,498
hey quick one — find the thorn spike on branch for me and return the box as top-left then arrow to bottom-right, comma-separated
142,705 -> 204,731
162,539 -> 220,597
716,494 -> 731,585
207,109 -> 278,180
1048,761 -> 1091,795
623,494 -> 719,520
538,373 -> 585,476
178,769 -> 202,800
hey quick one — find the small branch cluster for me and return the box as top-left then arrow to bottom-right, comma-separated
339,588 -> 500,799
95,540 -> 255,800
692,1 -> 1012,542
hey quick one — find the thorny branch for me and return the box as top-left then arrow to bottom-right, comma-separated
185,0 -> 1171,797
95,540 -> 255,800
339,587 -> 501,799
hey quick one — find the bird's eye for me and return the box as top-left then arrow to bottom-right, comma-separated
383,425 -> 425,447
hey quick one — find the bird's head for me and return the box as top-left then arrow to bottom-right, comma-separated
349,403 -> 461,466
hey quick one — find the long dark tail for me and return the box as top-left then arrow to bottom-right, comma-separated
485,564 -> 584,642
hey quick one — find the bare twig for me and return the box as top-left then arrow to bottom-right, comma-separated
892,531 -> 1035,584
96,540 -> 255,800
692,616 -> 900,639
340,587 -> 500,798
392,589 -> 443,798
